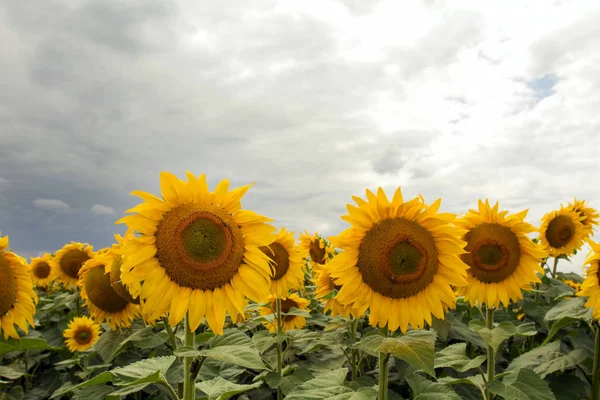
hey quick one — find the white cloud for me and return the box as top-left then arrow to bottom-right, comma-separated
90,204 -> 116,215
32,198 -> 71,212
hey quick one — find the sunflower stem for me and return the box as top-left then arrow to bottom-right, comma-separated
276,298 -> 284,400
350,318 -> 359,381
182,316 -> 195,400
378,327 -> 390,400
591,323 -> 600,400
551,257 -> 560,279
486,307 -> 495,400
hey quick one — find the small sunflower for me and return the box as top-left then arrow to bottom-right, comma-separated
261,227 -> 306,298
78,251 -> 140,329
539,207 -> 586,257
117,171 -> 276,335
327,187 -> 469,333
577,240 -> 600,320
565,198 -> 599,238
259,293 -> 310,333
455,200 -> 547,308
29,253 -> 55,288
314,264 -> 364,318
563,279 -> 582,292
0,235 -> 38,340
299,231 -> 332,271
52,242 -> 94,288
63,316 -> 101,352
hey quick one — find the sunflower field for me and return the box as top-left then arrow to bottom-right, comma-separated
2,171 -> 600,400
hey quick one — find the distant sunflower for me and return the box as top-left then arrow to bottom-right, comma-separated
299,231 -> 331,271
0,234 -> 38,340
563,279 -> 582,292
577,240 -> 600,320
539,207 -> 586,257
455,200 -> 547,308
117,171 -> 275,335
259,293 -> 310,333
109,232 -> 141,305
261,227 -> 305,298
327,188 -> 469,333
314,264 -> 364,318
52,242 -> 94,288
566,198 -> 599,238
29,253 -> 55,288
78,252 -> 140,329
63,316 -> 101,352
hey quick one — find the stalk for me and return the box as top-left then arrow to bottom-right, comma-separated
276,298 -> 284,400
183,316 -> 195,400
551,257 -> 560,279
378,327 -> 390,400
591,323 -> 600,400
486,307 -> 495,400
350,318 -> 359,381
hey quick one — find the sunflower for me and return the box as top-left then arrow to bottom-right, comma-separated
117,171 -> 276,335
259,293 -> 310,333
29,253 -> 55,288
261,227 -> 306,298
78,251 -> 140,329
455,200 -> 547,308
565,198 -> 599,238
52,242 -> 94,288
576,240 -> 600,320
539,207 -> 586,257
314,263 -> 364,318
0,234 -> 38,340
327,187 -> 469,333
563,279 -> 582,292
63,316 -> 101,352
299,231 -> 332,271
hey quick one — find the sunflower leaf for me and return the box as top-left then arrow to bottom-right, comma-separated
543,317 -> 582,345
0,337 -> 60,356
200,345 -> 267,370
49,371 -> 113,399
196,377 -> 263,400
545,297 -> 593,322
486,368 -> 556,400
504,341 -> 588,380
110,355 -> 176,385
468,320 -> 537,352
285,368 -> 355,400
93,330 -> 131,363
434,343 -> 486,372
0,365 -> 25,380
210,329 -> 253,348
359,330 -> 437,377
406,373 -> 461,400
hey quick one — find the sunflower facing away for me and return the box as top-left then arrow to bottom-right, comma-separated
29,253 -> 55,288
327,187 -> 469,333
0,234 -> 38,340
299,231 -> 332,271
566,198 -> 599,238
117,171 -> 276,335
63,316 -> 101,352
314,263 -> 364,318
455,200 -> 547,308
259,293 -> 310,333
52,242 -> 94,288
78,251 -> 140,329
539,206 -> 586,257
577,240 -> 600,320
261,227 -> 306,298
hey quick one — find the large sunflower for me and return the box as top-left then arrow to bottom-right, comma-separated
577,240 -> 600,320
566,198 -> 599,238
314,263 -> 364,318
261,227 -> 306,298
454,200 -> 547,308
0,235 -> 38,340
539,207 -> 586,257
63,316 -> 101,352
299,231 -> 332,271
78,251 -> 140,329
29,253 -> 55,288
327,188 -> 469,333
259,293 -> 310,333
117,171 -> 275,335
52,242 -> 94,288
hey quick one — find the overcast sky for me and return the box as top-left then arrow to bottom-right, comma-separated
1,0 -> 599,274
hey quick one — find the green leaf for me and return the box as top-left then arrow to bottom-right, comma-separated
543,317 -> 581,345
505,341 -> 588,379
548,373 -> 588,400
445,313 -> 487,348
359,330 -> 437,377
111,355 -> 176,384
469,320 -> 537,352
286,368 -> 353,400
71,385 -> 116,400
50,371 -> 113,399
406,374 -> 461,400
107,381 -> 156,398
252,330 -> 277,353
122,327 -> 169,349
93,330 -> 131,363
486,368 -> 556,400
200,345 -> 267,370
328,387 -> 378,400
545,297 -> 592,322
0,365 -> 25,379
196,377 -> 263,400
210,329 -> 253,348
0,337 -> 59,356
434,343 -> 486,372
282,307 -> 312,318
173,346 -> 202,357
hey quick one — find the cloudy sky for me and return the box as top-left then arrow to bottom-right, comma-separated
1,0 -> 599,274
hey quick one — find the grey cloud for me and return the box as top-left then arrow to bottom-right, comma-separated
90,204 -> 116,215
32,198 -> 71,212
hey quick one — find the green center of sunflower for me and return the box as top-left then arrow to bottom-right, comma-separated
280,298 -> 300,322
462,223 -> 521,283
545,215 -> 575,248
110,256 -> 140,305
356,217 -> 438,298
60,249 -> 90,279
155,204 -> 245,290
0,254 -> 16,315
309,239 -> 326,264
260,242 -> 289,280
75,330 -> 91,344
33,261 -> 51,279
85,265 -> 129,313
